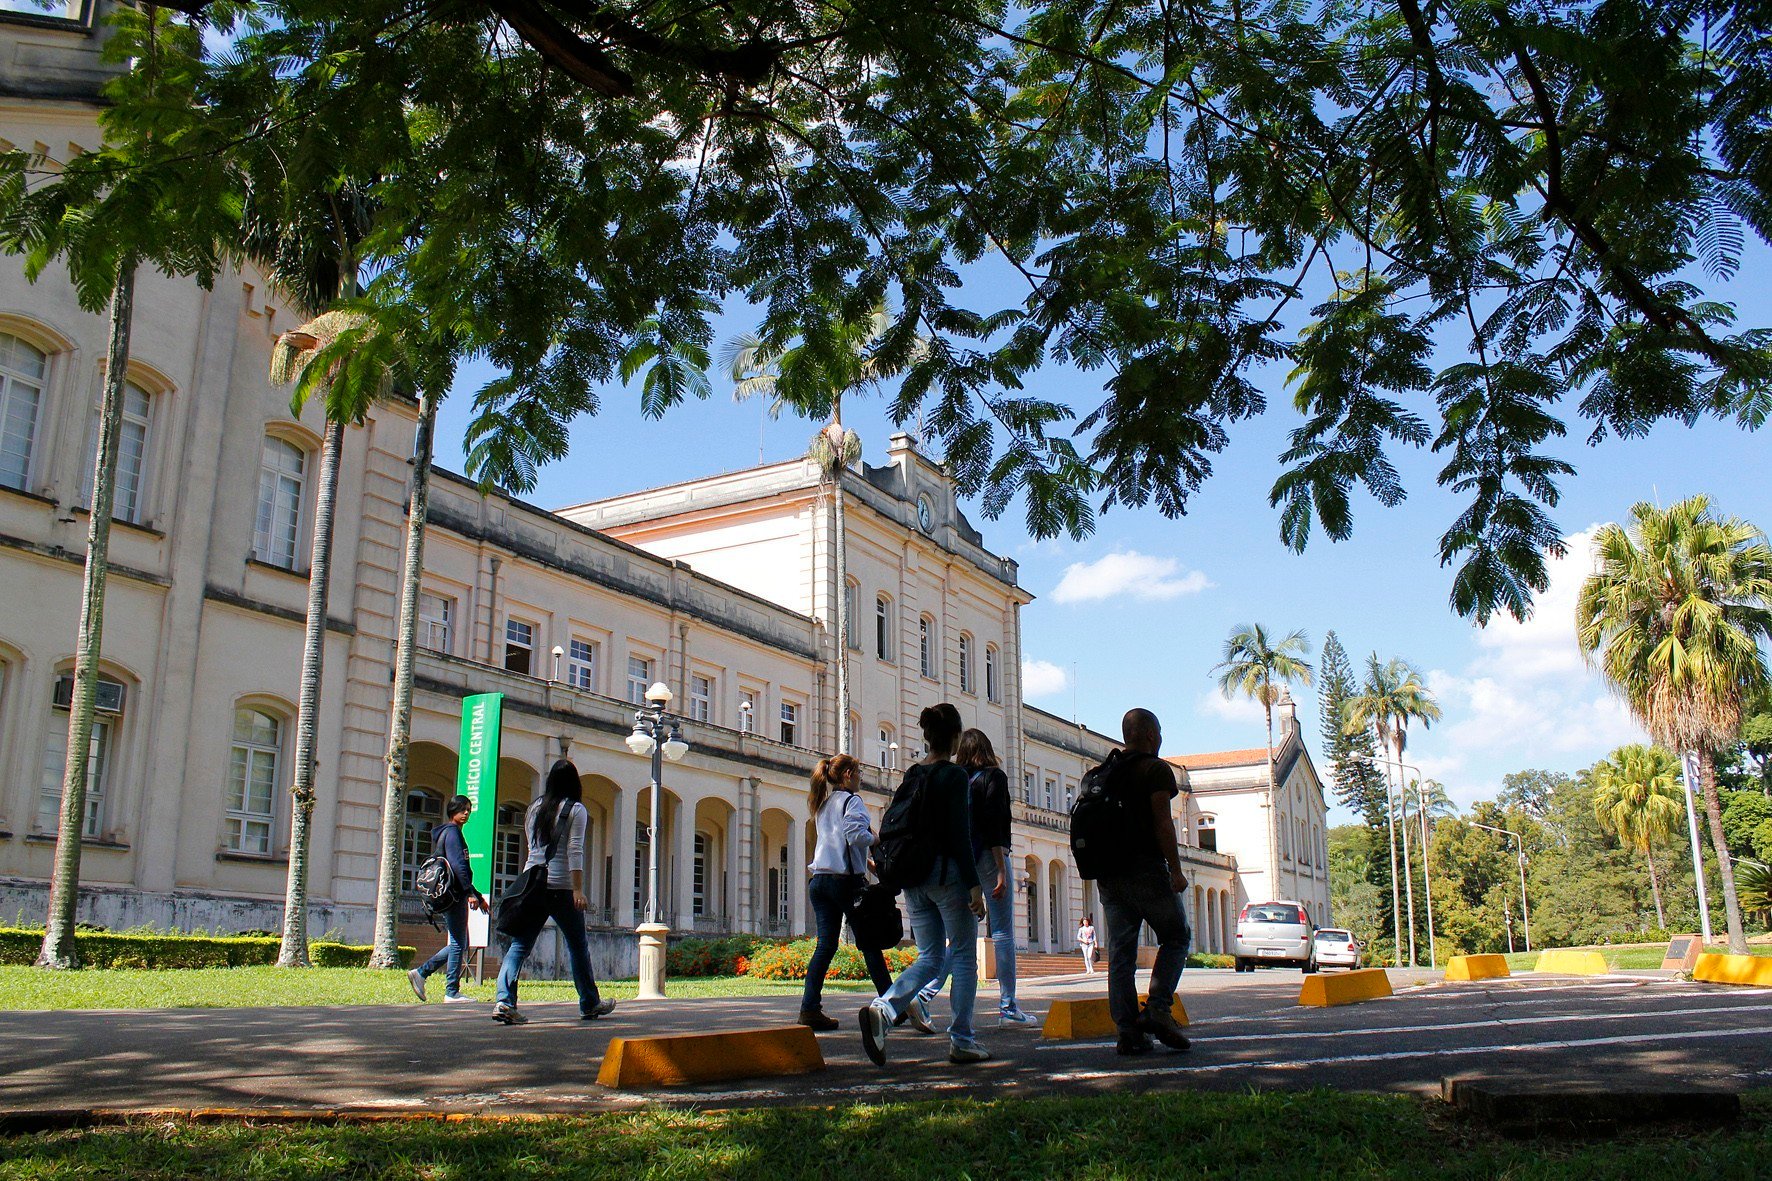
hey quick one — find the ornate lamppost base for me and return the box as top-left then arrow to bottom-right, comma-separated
636,922 -> 670,999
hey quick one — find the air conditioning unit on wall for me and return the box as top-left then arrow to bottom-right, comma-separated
52,674 -> 125,715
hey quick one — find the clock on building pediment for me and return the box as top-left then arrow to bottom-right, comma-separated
916,492 -> 936,534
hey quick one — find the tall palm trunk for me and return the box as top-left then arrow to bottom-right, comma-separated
37,264 -> 135,970
277,416 -> 345,966
1394,737 -> 1417,965
1645,845 -> 1666,930
370,390 -> 438,968
1699,749 -> 1748,953
1417,780 -> 1436,968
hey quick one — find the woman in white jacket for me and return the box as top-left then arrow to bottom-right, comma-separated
798,753 -> 892,1029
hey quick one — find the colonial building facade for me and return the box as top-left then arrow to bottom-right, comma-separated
0,5 -> 1328,974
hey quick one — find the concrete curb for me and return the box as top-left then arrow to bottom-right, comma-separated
0,1108 -> 592,1135
596,1025 -> 824,1089
1040,995 -> 1189,1040
1298,968 -> 1392,1007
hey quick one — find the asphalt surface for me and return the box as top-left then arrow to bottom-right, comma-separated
3,968 -> 1770,1114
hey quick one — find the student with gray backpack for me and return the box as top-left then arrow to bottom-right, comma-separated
859,703 -> 990,1066
408,794 -> 488,1003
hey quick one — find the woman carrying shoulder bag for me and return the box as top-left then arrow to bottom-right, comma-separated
799,753 -> 893,1030
493,759 -> 616,1026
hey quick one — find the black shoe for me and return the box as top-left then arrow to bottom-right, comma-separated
798,1009 -> 840,1031
580,999 -> 616,1020
1116,1032 -> 1154,1056
1139,1007 -> 1191,1051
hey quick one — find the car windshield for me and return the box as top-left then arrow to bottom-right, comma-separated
1246,905 -> 1304,924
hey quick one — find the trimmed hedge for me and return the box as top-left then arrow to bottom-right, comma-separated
0,928 -> 413,970
744,938 -> 918,981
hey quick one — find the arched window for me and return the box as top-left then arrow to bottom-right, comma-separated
0,333 -> 48,492
919,615 -> 935,678
875,595 -> 892,660
253,435 -> 308,568
1196,814 -> 1217,852
985,644 -> 1000,702
634,821 -> 651,916
692,831 -> 710,916
225,708 -> 282,855
84,381 -> 154,525
877,723 -> 896,769
494,802 -> 526,897
958,633 -> 973,693
401,789 -> 443,891
41,671 -> 127,839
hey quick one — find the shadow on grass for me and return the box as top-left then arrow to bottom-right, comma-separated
1,1091 -> 1768,1180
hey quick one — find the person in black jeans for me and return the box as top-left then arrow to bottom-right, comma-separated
1098,708 -> 1193,1056
409,794 -> 487,1003
800,753 -> 892,1029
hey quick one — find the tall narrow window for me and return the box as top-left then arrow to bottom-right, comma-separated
418,592 -> 453,654
738,688 -> 757,733
843,581 -> 860,650
225,708 -> 281,855
41,675 -> 124,838
253,436 -> 306,568
503,618 -> 534,675
1197,814 -> 1217,853
85,382 -> 153,524
1044,777 -> 1057,811
634,821 -> 651,915
626,656 -> 653,704
1022,772 -> 1034,804
875,596 -> 891,660
401,790 -> 443,890
877,724 -> 895,769
985,644 -> 1000,702
494,802 -> 525,897
844,712 -> 858,756
958,634 -> 973,693
779,700 -> 799,745
567,638 -> 598,690
0,333 -> 47,492
692,832 -> 709,916
919,616 -> 934,678
690,674 -> 713,723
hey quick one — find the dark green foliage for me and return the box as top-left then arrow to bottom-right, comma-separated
0,928 -> 412,970
1723,789 -> 1772,862
1498,768 -> 1567,818
1320,633 -> 1388,825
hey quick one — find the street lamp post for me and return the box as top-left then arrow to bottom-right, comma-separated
1469,820 -> 1531,953
1678,750 -> 1715,943
624,681 -> 689,999
1352,755 -> 1438,967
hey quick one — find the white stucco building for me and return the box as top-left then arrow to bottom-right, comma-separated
0,4 -> 1327,973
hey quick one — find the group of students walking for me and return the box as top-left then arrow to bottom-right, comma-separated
408,701 -> 1197,1062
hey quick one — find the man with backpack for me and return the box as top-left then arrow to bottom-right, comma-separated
408,794 -> 488,1003
1070,708 -> 1192,1056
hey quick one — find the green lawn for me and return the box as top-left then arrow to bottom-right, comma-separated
0,1090 -> 1767,1179
1500,943 -> 1772,972
0,966 -> 868,1011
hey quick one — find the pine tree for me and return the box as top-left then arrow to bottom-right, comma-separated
1320,633 -> 1387,825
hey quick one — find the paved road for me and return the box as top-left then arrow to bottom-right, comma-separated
3,969 -> 1769,1114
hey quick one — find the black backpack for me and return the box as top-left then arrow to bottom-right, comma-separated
414,854 -> 457,921
1070,749 -> 1149,880
873,763 -> 946,890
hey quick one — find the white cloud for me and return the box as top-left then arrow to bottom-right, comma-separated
1021,659 -> 1070,699
1050,551 -> 1213,605
1403,526 -> 1646,808
1195,689 -> 1267,728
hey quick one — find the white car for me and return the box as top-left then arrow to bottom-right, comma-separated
1312,928 -> 1362,970
1233,900 -> 1317,973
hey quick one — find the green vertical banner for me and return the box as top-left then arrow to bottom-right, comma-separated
456,692 -> 504,897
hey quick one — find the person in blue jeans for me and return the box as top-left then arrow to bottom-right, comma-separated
913,729 -> 1036,1025
799,753 -> 893,1029
408,794 -> 488,1002
859,702 -> 990,1066
494,760 -> 615,1025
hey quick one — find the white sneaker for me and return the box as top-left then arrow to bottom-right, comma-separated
860,998 -> 893,1065
948,1042 -> 992,1064
906,996 -> 937,1035
407,968 -> 427,1002
443,993 -> 474,1004
998,1004 -> 1038,1025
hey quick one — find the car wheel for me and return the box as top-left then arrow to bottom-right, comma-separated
1302,961 -> 1318,974
1233,958 -> 1246,973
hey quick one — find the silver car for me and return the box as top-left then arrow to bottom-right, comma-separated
1312,927 -> 1362,970
1233,900 -> 1317,973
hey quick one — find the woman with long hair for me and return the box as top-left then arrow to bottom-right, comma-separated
798,753 -> 892,1029
493,759 -> 616,1025
859,702 -> 990,1066
913,728 -> 1035,1023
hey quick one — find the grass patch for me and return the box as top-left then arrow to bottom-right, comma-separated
1500,943 -> 1772,972
0,1090 -> 1767,1178
0,966 -> 869,1011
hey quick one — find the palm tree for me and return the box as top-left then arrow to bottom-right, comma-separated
1344,656 -> 1442,966
1577,495 -> 1772,954
1214,624 -> 1313,904
723,308 -> 912,755
1587,744 -> 1684,929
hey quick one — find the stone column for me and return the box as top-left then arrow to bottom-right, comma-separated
787,811 -> 808,937
613,784 -> 637,928
1033,857 -> 1050,952
736,776 -> 758,932
672,791 -> 698,929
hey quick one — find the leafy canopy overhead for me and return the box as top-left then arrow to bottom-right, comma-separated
58,0 -> 1772,623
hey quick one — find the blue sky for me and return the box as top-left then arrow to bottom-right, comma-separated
431,265 -> 1772,826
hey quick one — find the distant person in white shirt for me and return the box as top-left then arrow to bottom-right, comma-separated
1078,916 -> 1098,974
